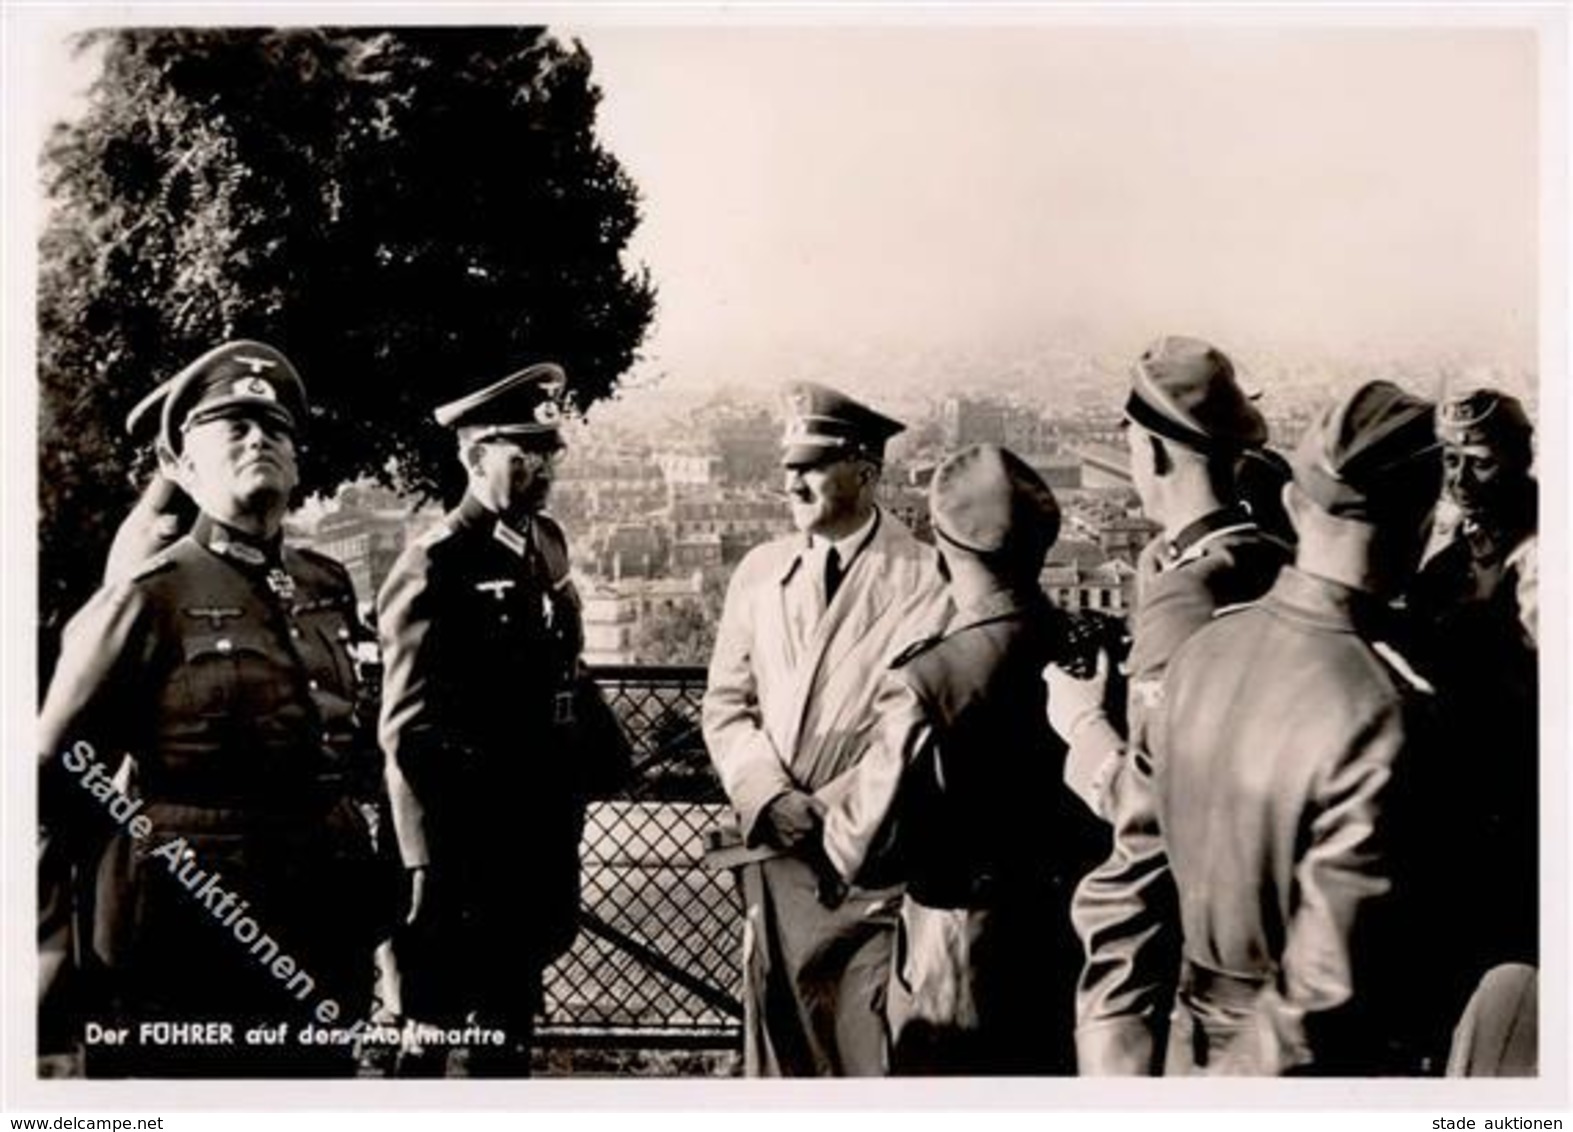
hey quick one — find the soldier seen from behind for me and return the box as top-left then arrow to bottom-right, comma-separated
819,444 -> 1104,1074
1075,380 -> 1487,1075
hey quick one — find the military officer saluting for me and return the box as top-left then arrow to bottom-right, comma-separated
38,340 -> 385,1076
377,363 -> 588,1077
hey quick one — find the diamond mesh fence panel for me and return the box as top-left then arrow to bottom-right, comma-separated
540,666 -> 743,1047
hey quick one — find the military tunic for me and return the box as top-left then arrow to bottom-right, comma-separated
376,492 -> 586,1034
1410,513 -> 1539,977
1069,510 -> 1289,1074
821,589 -> 1105,1075
1080,569 -> 1468,1075
38,514 -> 385,1075
1062,507 -> 1290,817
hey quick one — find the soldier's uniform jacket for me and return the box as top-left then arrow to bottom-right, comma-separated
821,589 -> 1105,1075
38,513 -> 383,1020
1076,568 -> 1465,1076
1062,508 -> 1290,817
376,492 -> 586,1022
1409,506 -> 1539,975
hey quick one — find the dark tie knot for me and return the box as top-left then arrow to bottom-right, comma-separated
824,546 -> 844,604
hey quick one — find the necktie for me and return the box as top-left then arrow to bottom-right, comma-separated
824,546 -> 844,605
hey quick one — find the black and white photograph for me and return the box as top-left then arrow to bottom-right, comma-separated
2,1 -> 1568,1122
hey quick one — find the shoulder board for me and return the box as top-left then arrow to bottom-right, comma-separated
1371,640 -> 1436,696
890,634 -> 944,669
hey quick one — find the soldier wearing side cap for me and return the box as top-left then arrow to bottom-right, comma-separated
1052,338 -> 1291,1075
1078,381 -> 1477,1075
38,340 -> 387,1076
1415,388 -> 1538,646
1046,335 -> 1292,821
376,363 -> 591,1077
1406,390 -> 1540,1073
702,382 -> 949,1077
817,444 -> 1105,1075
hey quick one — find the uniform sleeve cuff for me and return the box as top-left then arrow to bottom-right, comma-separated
1063,718 -> 1125,818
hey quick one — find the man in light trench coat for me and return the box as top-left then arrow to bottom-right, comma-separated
702,382 -> 949,1076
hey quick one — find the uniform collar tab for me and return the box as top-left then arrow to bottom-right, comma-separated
1163,504 -> 1253,565
194,513 -> 280,569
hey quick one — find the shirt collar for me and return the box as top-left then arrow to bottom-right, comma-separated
811,507 -> 879,566
779,507 -> 881,584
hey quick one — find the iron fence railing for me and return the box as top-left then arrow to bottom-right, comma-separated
539,665 -> 742,1049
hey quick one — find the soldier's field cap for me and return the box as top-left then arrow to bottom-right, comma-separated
435,362 -> 567,447
1126,335 -> 1268,452
1293,380 -> 1441,519
161,340 -> 307,457
1437,387 -> 1533,457
781,381 -> 904,467
930,444 -> 1061,563
125,377 -> 177,446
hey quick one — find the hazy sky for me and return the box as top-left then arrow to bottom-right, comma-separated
569,22 -> 1540,395
16,16 -> 1543,400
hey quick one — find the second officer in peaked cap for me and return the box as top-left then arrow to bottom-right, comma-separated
39,339 -> 386,1076
821,444 -> 1101,1075
376,361 -> 606,1077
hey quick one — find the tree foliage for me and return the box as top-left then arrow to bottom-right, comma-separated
39,26 -> 656,635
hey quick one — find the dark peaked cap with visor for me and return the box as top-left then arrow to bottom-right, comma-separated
780,381 -> 905,467
435,361 -> 568,448
1292,380 -> 1441,520
160,340 -> 308,458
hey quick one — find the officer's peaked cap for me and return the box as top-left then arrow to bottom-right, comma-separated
781,382 -> 904,467
161,340 -> 307,457
436,362 -> 568,447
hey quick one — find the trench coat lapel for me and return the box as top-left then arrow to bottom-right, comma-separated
778,514 -> 900,758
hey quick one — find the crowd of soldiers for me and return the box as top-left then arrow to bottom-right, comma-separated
37,332 -> 1538,1080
